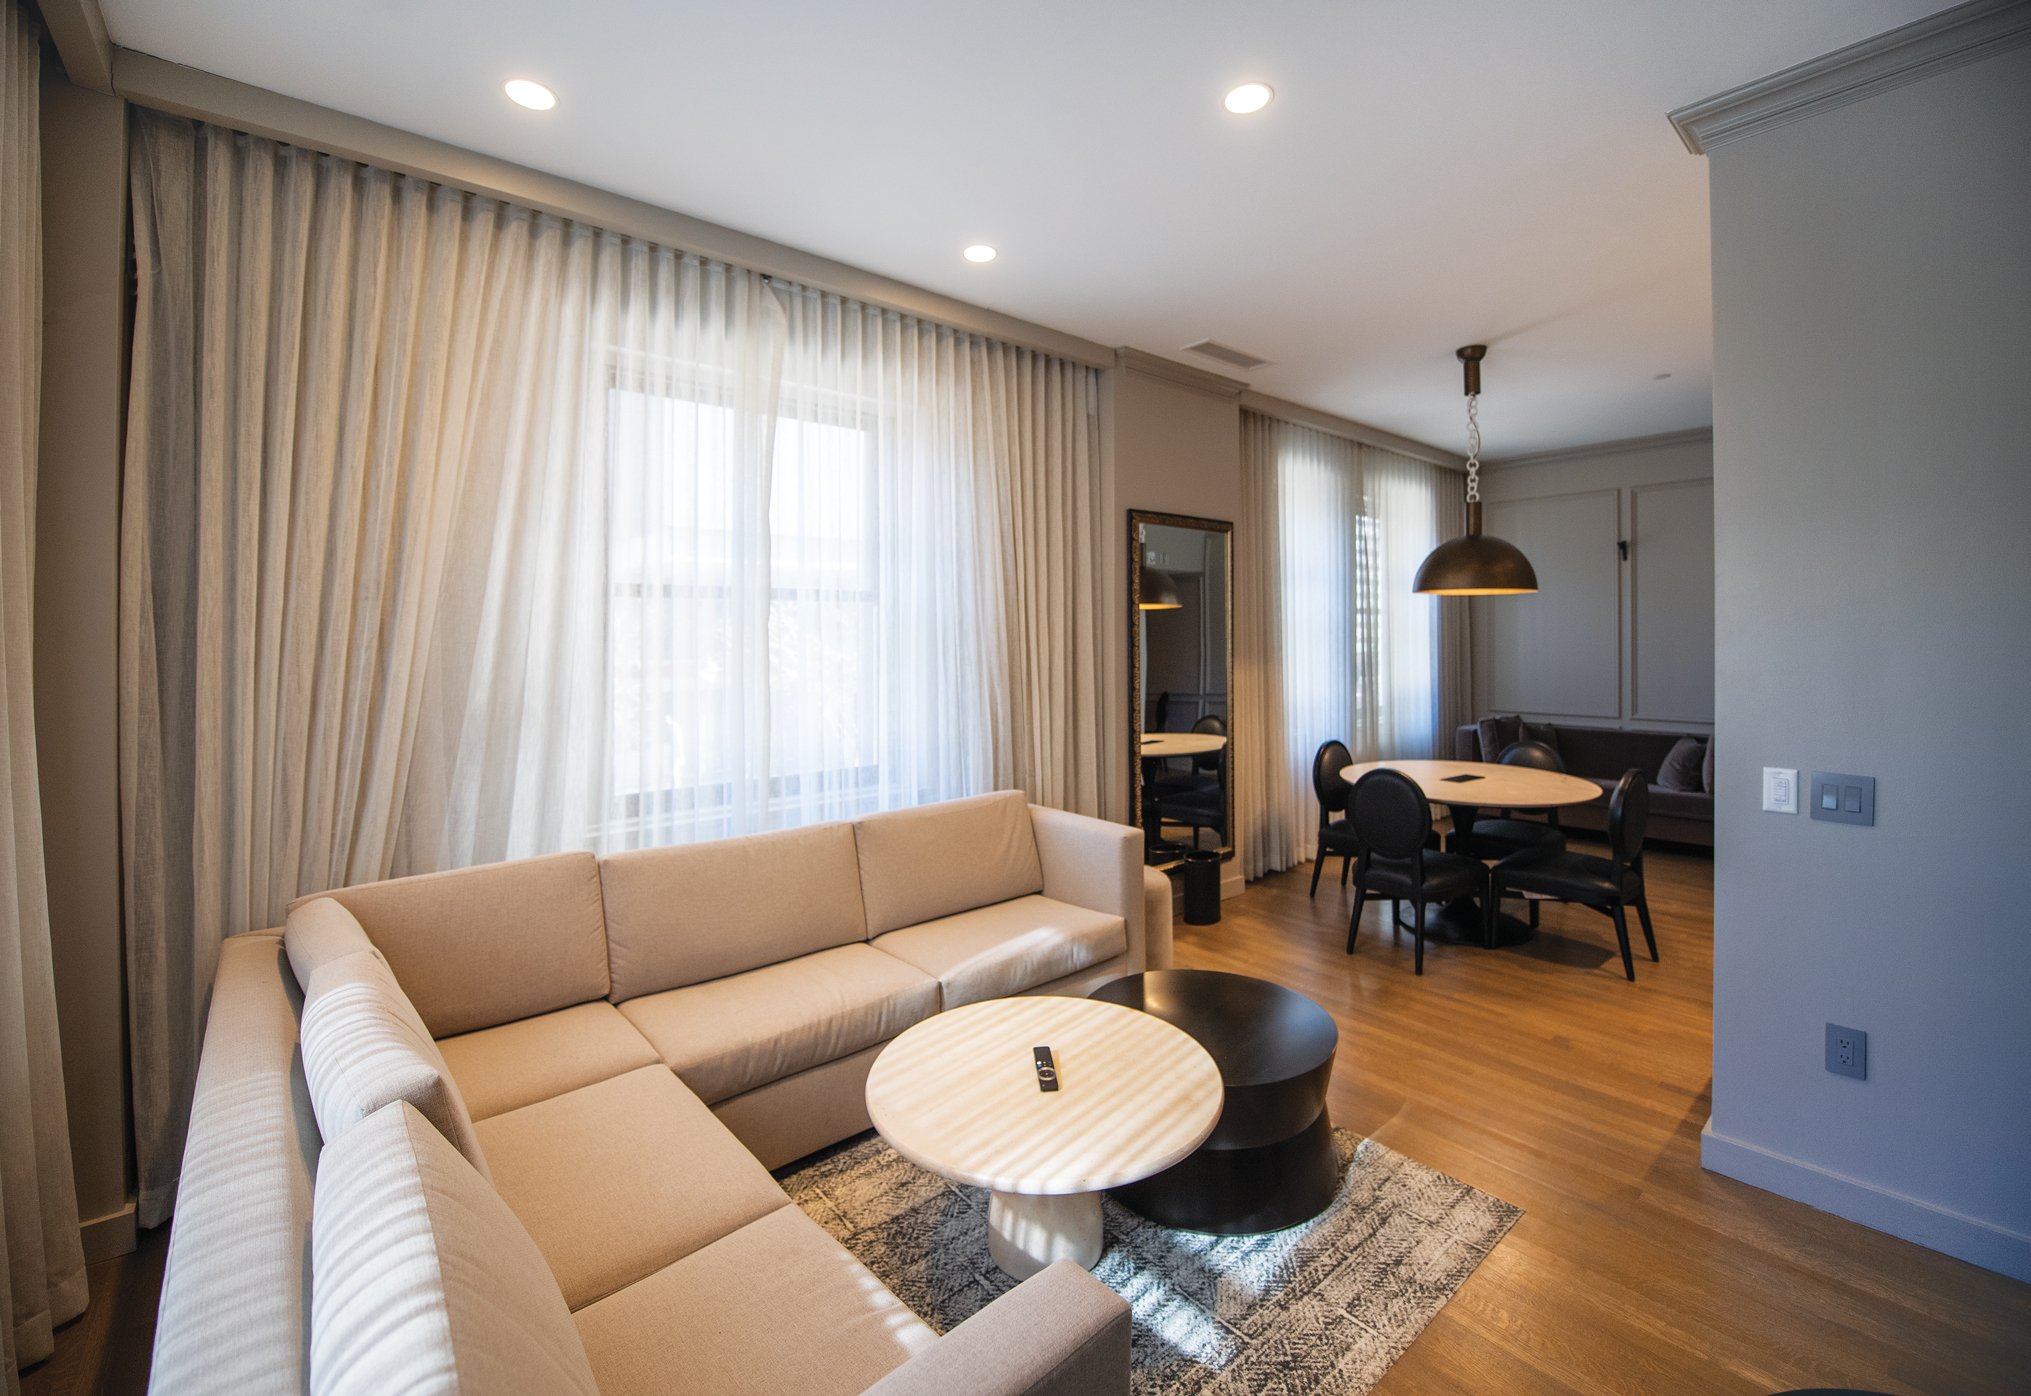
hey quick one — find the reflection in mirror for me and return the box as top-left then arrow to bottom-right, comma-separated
1129,511 -> 1233,869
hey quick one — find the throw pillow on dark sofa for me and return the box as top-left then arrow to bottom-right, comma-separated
1477,715 -> 1522,763
1658,736 -> 1706,792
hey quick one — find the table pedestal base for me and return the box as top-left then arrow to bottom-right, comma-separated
1412,899 -> 1536,948
988,1189 -> 1102,1279
1111,1108 -> 1338,1235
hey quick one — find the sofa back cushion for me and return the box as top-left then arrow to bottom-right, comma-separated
854,791 -> 1044,937
289,852 -> 608,1037
310,1101 -> 599,1396
1550,726 -> 1689,784
284,896 -> 376,991
600,823 -> 869,1000
300,951 -> 490,1182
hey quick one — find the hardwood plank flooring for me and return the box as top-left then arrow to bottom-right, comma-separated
1180,845 -> 2031,1395
16,843 -> 2027,1393
19,1223 -> 166,1396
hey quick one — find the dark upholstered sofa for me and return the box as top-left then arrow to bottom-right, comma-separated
1452,721 -> 1714,848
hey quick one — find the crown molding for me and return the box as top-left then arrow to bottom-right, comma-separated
1668,0 -> 2031,155
111,49 -> 1116,370
1237,390 -> 1465,471
1486,426 -> 1712,471
1114,347 -> 1250,399
37,0 -> 114,93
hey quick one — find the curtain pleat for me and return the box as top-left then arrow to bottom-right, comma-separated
120,112 -> 1105,1222
2,2 -> 90,1386
1235,409 -> 1470,878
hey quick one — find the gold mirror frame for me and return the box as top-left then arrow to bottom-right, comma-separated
1128,509 -> 1235,869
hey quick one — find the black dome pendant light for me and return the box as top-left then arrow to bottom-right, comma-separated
1413,345 -> 1539,596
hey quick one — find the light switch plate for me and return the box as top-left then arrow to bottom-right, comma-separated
1810,772 -> 1875,827
1763,767 -> 1799,814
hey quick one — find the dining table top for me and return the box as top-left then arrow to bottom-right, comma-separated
1140,732 -> 1228,757
1340,758 -> 1602,810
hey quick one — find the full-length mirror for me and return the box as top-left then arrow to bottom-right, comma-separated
1129,510 -> 1233,868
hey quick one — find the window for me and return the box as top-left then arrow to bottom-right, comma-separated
604,373 -> 884,846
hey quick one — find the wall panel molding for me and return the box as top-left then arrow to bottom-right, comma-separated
1629,478 -> 1717,726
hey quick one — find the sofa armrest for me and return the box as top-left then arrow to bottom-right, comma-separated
1028,805 -> 1149,969
150,931 -> 319,1396
1140,866 -> 1173,970
861,1261 -> 1130,1396
1453,723 -> 1481,762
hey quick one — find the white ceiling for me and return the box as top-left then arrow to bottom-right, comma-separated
101,0 -> 1955,457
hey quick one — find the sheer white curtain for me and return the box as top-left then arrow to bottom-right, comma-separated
122,113 -> 1103,1222
3,2 -> 89,1385
1235,410 -> 1469,876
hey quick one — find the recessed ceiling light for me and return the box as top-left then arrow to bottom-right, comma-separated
963,244 -> 997,264
1223,82 -> 1274,115
503,79 -> 557,112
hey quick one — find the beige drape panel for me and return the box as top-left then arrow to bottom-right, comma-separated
1234,410 -> 1471,878
1235,412 -> 1293,879
121,113 -> 1103,1221
2,2 -> 90,1386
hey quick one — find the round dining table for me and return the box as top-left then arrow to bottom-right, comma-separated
1339,758 -> 1603,947
1140,732 -> 1229,861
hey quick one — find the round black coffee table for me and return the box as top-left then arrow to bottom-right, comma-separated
1089,969 -> 1339,1234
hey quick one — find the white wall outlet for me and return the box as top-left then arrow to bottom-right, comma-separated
1763,766 -> 1799,814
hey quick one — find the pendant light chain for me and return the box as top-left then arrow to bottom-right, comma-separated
1464,391 -> 1482,503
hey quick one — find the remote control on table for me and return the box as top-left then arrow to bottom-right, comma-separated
1033,1045 -> 1058,1092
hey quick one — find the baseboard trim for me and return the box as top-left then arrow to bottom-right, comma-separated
1700,1121 -> 2031,1282
80,1201 -> 138,1264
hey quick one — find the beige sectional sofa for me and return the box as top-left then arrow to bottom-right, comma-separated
148,792 -> 1171,1395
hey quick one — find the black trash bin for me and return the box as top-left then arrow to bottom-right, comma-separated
1182,851 -> 1222,926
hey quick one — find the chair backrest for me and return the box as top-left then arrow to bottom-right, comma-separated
1191,712 -> 1226,771
1498,739 -> 1565,773
1350,768 -> 1431,861
1312,740 -> 1354,815
1607,769 -> 1649,869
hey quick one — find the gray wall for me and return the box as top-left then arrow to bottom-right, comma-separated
1473,434 -> 1714,733
1104,358 -> 1245,894
1703,43 -> 2031,1280
35,77 -> 133,1257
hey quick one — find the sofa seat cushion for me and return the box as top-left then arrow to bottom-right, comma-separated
1647,786 -> 1714,822
437,1003 -> 661,1121
474,1067 -> 787,1310
310,1101 -> 598,1396
871,895 -> 1127,1009
573,1204 -> 933,1396
618,944 -> 938,1105
854,790 -> 1044,936
300,950 -> 490,1182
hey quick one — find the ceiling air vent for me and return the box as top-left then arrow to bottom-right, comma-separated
1182,339 -> 1270,372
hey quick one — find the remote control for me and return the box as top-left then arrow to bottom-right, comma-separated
1033,1045 -> 1058,1092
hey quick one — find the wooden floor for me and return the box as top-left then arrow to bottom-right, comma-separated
1179,846 -> 2031,1395
19,1224 -> 165,1396
19,844 -> 2030,1394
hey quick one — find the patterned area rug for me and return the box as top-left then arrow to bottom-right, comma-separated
780,1129 -> 1521,1394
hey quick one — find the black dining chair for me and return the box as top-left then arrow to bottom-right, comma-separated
1155,712 -> 1228,849
1308,740 -> 1362,897
1488,768 -> 1658,981
1455,739 -> 1569,865
1187,712 -> 1226,789
1345,768 -> 1489,975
